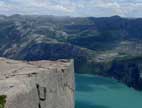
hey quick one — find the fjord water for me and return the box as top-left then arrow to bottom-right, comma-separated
75,74 -> 142,108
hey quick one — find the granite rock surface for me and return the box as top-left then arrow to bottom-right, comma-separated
0,58 -> 74,108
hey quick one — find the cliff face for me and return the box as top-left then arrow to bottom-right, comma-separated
108,58 -> 142,90
0,58 -> 74,108
82,57 -> 142,90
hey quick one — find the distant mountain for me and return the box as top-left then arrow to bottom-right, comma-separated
0,15 -> 142,90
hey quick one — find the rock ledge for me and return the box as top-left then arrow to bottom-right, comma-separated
0,58 -> 74,108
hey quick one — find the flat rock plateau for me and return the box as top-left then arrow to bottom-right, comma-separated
0,58 -> 74,108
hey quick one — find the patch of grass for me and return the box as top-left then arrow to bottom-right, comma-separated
0,95 -> 6,108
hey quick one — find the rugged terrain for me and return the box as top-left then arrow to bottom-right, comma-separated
0,58 -> 74,108
0,15 -> 142,90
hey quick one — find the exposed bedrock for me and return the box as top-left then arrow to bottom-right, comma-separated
0,58 -> 75,108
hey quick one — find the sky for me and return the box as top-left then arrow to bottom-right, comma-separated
0,0 -> 142,17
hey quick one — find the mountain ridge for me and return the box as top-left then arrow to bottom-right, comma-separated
0,15 -> 142,90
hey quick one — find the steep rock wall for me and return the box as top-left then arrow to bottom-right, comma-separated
108,58 -> 142,90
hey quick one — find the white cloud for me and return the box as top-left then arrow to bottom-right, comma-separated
0,0 -> 142,17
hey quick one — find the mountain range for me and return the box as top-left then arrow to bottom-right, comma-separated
0,14 -> 142,90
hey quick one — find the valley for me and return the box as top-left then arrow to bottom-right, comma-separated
0,15 -> 142,90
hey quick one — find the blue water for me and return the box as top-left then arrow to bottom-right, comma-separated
75,74 -> 142,108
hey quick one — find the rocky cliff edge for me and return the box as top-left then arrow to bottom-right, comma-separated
0,58 -> 74,108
